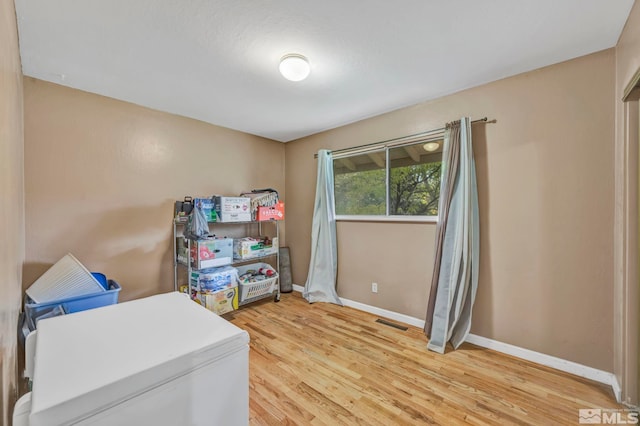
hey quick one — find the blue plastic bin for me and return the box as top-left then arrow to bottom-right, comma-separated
91,272 -> 108,290
25,273 -> 121,330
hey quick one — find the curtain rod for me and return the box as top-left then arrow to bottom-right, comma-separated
313,117 -> 489,159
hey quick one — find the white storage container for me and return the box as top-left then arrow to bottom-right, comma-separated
14,292 -> 249,425
236,263 -> 278,302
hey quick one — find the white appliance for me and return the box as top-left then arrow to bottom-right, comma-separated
14,292 -> 250,425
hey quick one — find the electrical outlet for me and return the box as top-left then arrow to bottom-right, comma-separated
371,282 -> 378,293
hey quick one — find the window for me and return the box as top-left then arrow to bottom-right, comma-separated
333,139 -> 443,218
334,150 -> 386,215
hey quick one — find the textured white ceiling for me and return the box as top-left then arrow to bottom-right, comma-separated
15,0 -> 634,142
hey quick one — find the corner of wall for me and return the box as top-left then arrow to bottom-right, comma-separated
1,0 -> 26,422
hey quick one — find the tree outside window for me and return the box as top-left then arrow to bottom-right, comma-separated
333,140 -> 442,217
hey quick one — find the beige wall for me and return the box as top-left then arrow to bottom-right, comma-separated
286,49 -> 615,371
23,78 -> 285,301
0,0 -> 24,422
614,0 -> 640,406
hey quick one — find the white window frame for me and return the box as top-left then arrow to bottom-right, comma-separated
335,215 -> 438,223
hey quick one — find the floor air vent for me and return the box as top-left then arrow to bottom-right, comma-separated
375,318 -> 408,331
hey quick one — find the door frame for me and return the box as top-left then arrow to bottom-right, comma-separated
615,67 -> 640,407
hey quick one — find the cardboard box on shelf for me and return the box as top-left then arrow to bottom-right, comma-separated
257,202 -> 285,221
233,237 -> 278,260
214,196 -> 251,222
199,286 -> 239,315
190,237 -> 233,269
179,284 -> 202,304
194,197 -> 218,222
240,190 -> 279,221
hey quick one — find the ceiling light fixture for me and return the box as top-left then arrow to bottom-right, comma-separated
423,141 -> 440,152
279,54 -> 310,82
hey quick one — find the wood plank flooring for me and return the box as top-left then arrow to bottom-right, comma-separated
225,292 -> 622,425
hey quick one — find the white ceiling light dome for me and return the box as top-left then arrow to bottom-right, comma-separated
279,54 -> 310,82
423,141 -> 440,152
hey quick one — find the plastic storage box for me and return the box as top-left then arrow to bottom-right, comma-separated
25,273 -> 121,330
236,263 -> 278,302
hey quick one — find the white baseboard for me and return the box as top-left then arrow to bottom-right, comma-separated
611,375 -> 622,403
338,297 -> 426,329
291,284 -> 619,400
463,334 -> 618,394
292,284 -> 425,328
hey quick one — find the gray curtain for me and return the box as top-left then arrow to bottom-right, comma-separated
303,150 -> 342,305
424,117 -> 479,353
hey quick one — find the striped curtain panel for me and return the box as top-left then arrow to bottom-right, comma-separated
424,117 -> 480,353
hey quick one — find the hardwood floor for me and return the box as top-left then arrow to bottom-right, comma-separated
225,292 -> 621,425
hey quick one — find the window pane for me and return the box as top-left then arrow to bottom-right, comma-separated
333,151 -> 386,215
388,140 -> 442,216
